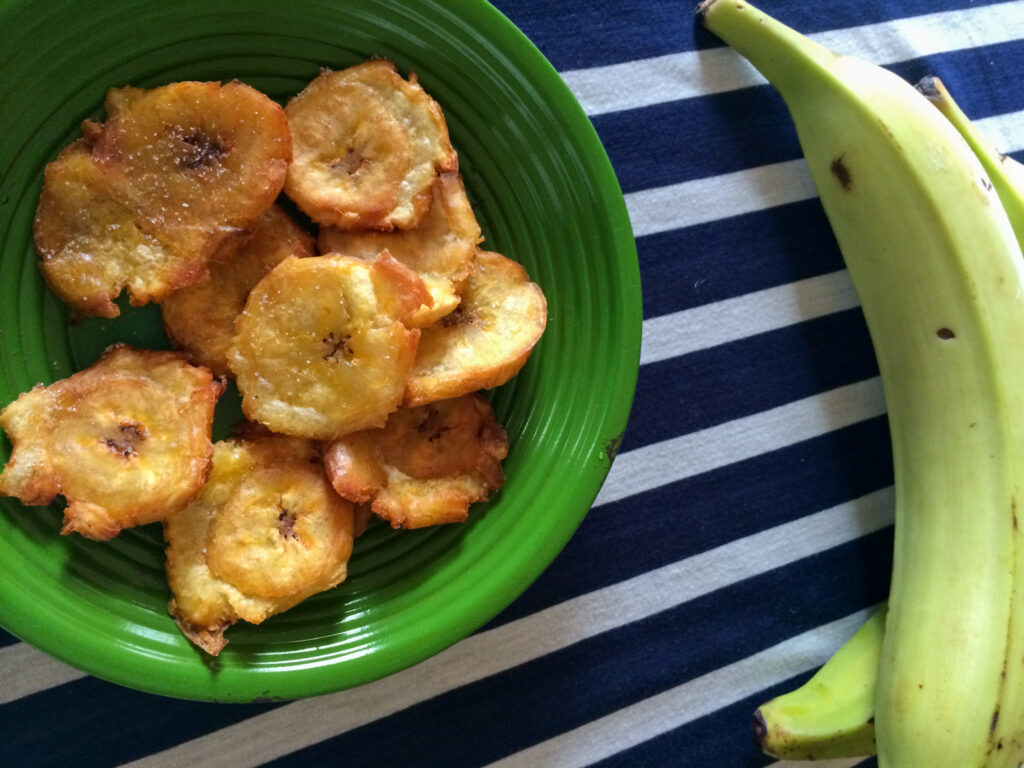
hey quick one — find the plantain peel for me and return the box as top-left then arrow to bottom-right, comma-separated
161,204 -> 316,376
406,250 -> 547,407
34,80 -> 291,318
164,433 -> 355,656
228,251 -> 430,440
324,393 -> 508,529
0,345 -> 224,540
319,171 -> 482,327
284,59 -> 458,231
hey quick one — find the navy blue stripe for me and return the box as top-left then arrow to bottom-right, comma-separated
638,199 -> 845,318
492,0 -> 1010,71
265,532 -> 893,768
623,308 -> 878,453
596,40 -> 1024,196
0,679 -> 278,768
486,414 -> 893,629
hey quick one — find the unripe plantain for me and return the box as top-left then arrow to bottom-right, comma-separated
748,75 -> 1024,765
698,2 -> 1024,765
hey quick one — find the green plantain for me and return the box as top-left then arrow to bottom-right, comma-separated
698,2 -> 1024,765
749,77 -> 1024,763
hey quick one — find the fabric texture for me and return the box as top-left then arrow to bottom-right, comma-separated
4,0 -> 1024,765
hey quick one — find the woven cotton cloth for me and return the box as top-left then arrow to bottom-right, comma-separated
4,1 -> 1024,765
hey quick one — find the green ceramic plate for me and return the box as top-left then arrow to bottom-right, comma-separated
0,0 -> 640,701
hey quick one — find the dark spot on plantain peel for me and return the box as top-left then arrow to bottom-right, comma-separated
831,154 -> 853,190
936,327 -> 956,340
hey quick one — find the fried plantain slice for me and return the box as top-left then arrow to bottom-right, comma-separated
34,142 -> 183,318
285,59 -> 458,231
228,251 -> 430,440
34,80 -> 291,317
405,251 -> 547,407
318,172 -> 482,327
161,205 -> 316,376
324,393 -> 508,529
0,345 -> 223,540
94,80 -> 292,261
164,434 -> 354,655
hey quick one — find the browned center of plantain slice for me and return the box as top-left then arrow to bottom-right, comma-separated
34,80 -> 292,318
166,125 -> 229,170
101,420 -> 148,457
284,59 -> 458,231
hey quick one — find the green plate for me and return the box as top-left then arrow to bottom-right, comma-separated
0,0 -> 641,701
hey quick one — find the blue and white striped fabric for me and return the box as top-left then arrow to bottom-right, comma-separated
4,0 -> 1024,765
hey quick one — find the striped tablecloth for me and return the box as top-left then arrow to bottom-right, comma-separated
5,0 -> 1024,765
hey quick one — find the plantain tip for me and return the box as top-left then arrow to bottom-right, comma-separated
752,707 -> 769,747
695,0 -> 718,18
913,75 -> 942,102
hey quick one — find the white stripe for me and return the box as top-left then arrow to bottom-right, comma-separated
123,488 -> 893,768
625,158 -> 815,239
485,607 -> 881,768
640,269 -> 859,365
562,2 -> 1024,116
594,377 -> 886,507
0,642 -> 85,704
